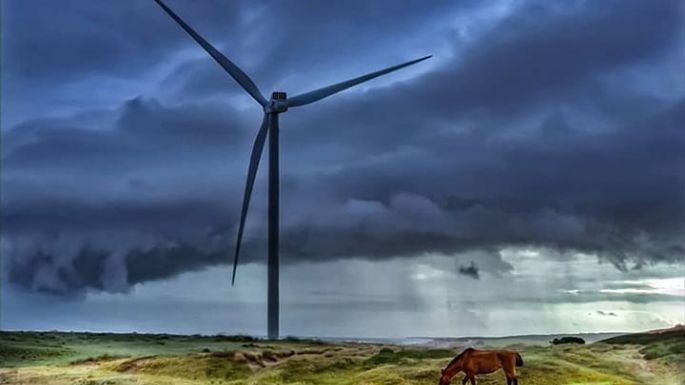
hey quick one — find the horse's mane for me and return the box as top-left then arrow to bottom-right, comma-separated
445,348 -> 475,369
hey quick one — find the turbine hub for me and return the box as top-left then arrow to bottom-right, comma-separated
265,91 -> 288,113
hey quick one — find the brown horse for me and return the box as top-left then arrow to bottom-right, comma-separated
439,348 -> 523,385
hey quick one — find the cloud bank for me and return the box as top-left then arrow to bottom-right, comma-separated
2,0 -> 683,297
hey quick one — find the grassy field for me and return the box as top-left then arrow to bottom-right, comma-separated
1,328 -> 683,385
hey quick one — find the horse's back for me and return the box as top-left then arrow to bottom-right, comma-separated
495,350 -> 521,370
464,350 -> 502,373
464,349 -> 516,361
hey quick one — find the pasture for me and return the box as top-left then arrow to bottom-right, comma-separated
1,328 -> 682,385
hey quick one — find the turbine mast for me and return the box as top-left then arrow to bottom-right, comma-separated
267,104 -> 281,340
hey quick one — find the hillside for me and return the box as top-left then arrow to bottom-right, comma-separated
1,329 -> 683,385
601,325 -> 685,367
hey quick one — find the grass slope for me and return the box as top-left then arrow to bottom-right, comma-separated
1,330 -> 683,385
601,326 -> 685,384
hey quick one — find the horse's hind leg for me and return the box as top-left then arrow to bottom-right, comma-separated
508,370 -> 518,385
505,362 -> 517,385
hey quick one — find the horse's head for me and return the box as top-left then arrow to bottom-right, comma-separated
438,368 -> 451,385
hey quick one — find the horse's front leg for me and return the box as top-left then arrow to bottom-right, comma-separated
469,375 -> 476,385
462,375 -> 470,385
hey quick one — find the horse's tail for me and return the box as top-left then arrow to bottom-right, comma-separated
515,353 -> 523,367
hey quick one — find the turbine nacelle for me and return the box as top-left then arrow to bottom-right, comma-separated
265,91 -> 288,114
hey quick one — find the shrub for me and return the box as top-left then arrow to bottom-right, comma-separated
551,337 -> 585,345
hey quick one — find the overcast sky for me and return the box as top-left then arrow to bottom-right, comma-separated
1,0 -> 684,338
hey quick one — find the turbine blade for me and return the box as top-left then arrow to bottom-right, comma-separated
232,114 -> 269,285
153,0 -> 268,107
287,55 -> 431,108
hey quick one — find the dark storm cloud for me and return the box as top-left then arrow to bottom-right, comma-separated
2,0 -> 462,124
566,292 -> 683,305
433,0 -> 681,116
457,262 -> 480,280
2,0 -> 684,296
162,0 -> 463,87
2,0 -> 248,81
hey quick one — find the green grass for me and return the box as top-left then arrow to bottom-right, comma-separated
0,331 -> 259,367
364,347 -> 455,366
602,329 -> 685,364
1,330 -> 683,385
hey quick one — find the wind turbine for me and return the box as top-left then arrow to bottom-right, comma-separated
153,0 -> 431,340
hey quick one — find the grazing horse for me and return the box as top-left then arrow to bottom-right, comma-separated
438,348 -> 523,385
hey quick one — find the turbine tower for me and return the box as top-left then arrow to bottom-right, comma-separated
153,0 -> 431,340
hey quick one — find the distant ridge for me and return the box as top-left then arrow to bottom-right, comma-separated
643,324 -> 684,334
600,324 -> 685,345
